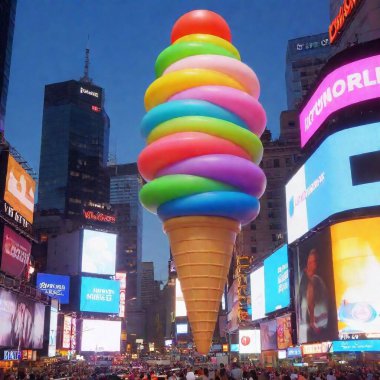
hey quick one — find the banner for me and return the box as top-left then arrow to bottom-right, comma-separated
36,273 -> 70,304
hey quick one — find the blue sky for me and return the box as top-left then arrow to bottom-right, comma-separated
5,0 -> 330,281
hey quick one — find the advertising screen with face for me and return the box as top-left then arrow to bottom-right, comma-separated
250,267 -> 265,321
331,217 -> 380,339
264,245 -> 290,313
295,229 -> 338,344
175,278 -> 187,317
4,155 -> 36,223
239,329 -> 261,354
286,122 -> 380,243
81,319 -> 121,352
81,229 -> 117,275
260,319 -> 278,351
276,314 -> 293,349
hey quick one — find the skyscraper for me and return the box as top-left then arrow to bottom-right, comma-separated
0,0 -> 17,137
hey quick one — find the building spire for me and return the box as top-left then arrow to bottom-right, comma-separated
80,35 -> 92,83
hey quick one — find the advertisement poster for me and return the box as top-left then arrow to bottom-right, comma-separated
81,319 -> 121,352
250,267 -> 265,321
260,319 -> 277,351
1,226 -> 31,278
48,300 -> 58,357
331,217 -> 380,338
175,278 -> 187,317
62,315 -> 72,349
115,272 -> 126,318
239,329 -> 261,354
276,314 -> 293,349
4,155 -> 36,224
81,229 -> 117,275
36,273 -> 70,304
80,276 -> 120,314
295,229 -> 338,344
264,245 -> 290,313
176,323 -> 188,334
0,288 -> 45,349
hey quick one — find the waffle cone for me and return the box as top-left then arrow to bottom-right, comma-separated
163,216 -> 240,354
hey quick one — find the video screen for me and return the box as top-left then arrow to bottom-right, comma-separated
250,267 -> 265,321
260,319 -> 277,351
176,323 -> 188,334
264,245 -> 290,313
80,276 -> 120,314
81,229 -> 117,275
286,122 -> 380,243
81,319 -> 121,352
175,279 -> 187,317
48,301 -> 58,357
62,315 -> 72,349
1,226 -> 31,278
276,314 -> 293,349
37,273 -> 70,304
4,154 -> 36,224
0,288 -> 45,349
239,329 -> 261,354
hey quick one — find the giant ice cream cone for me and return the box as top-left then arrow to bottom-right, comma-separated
138,10 -> 267,354
164,216 -> 240,354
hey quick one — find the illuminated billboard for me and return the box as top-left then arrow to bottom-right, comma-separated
295,229 -> 338,344
4,154 -> 36,223
115,272 -> 126,318
81,229 -> 117,275
239,329 -> 261,354
286,122 -> 380,243
250,267 -> 265,321
0,288 -> 45,349
175,278 -> 187,317
36,273 -> 70,304
1,226 -> 31,278
276,314 -> 293,349
299,54 -> 380,147
81,319 -> 121,352
331,217 -> 380,339
48,300 -> 58,357
80,277 -> 120,314
260,319 -> 277,351
264,245 -> 290,313
62,315 -> 72,349
332,339 -> 380,353
176,323 -> 188,334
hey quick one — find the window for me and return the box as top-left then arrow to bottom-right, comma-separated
251,247 -> 257,254
285,157 -> 293,167
272,234 -> 277,242
273,159 -> 280,168
250,224 -> 256,230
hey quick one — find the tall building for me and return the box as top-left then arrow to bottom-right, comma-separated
0,0 -> 17,137
285,32 -> 331,110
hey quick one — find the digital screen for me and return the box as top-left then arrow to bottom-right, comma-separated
48,301 -> 58,357
80,277 -> 120,314
250,267 -> 265,321
4,154 -> 36,223
115,272 -> 126,318
81,229 -> 117,275
175,278 -> 187,317
295,228 -> 338,344
62,315 -> 72,349
239,329 -> 261,354
230,343 -> 239,352
165,339 -> 172,346
0,288 -> 45,349
3,350 -> 21,361
278,350 -> 287,359
332,339 -> 380,352
277,314 -> 293,349
37,273 -> 70,304
81,319 -> 121,352
1,226 -> 31,278
176,323 -> 188,334
287,346 -> 302,358
300,54 -> 380,147
331,217 -> 380,338
260,319 -> 278,351
264,245 -> 290,313
286,122 -> 380,243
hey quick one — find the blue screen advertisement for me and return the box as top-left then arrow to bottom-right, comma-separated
264,245 -> 290,313
286,122 -> 380,243
36,273 -> 70,304
332,340 -> 380,352
80,276 -> 120,314
287,346 -> 302,358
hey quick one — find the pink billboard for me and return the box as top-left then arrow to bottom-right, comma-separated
1,226 -> 31,278
299,54 -> 380,147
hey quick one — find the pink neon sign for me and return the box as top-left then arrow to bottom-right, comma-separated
299,54 -> 380,147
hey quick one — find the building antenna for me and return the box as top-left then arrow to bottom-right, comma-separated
80,34 -> 92,83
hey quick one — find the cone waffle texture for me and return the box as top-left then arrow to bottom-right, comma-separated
164,216 -> 240,354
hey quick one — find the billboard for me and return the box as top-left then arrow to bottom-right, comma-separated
81,319 -> 121,352
0,288 -> 45,349
299,54 -> 380,147
1,226 -> 31,278
286,122 -> 380,243
331,217 -> 380,339
260,319 -> 278,351
276,314 -> 293,349
80,277 -> 120,314
176,323 -> 188,334
175,278 -> 187,317
332,339 -> 380,353
115,272 -> 126,318
250,267 -> 265,321
239,329 -> 261,354
264,245 -> 290,313
4,154 -> 36,223
81,229 -> 117,276
287,346 -> 302,358
36,273 -> 70,304
62,315 -> 72,349
48,300 -> 58,357
295,229 -> 338,344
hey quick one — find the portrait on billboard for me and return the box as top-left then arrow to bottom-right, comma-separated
296,229 -> 338,344
276,314 -> 293,350
331,217 -> 380,338
4,155 -> 36,224
260,319 -> 277,351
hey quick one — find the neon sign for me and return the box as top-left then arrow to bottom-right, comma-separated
80,87 -> 99,98
83,210 -> 116,223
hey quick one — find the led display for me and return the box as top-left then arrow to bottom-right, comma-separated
250,267 -> 265,321
81,319 -> 121,352
62,315 -> 72,349
37,273 -> 70,304
80,277 -> 120,314
48,300 -> 58,357
287,346 -> 302,358
176,323 -> 188,334
230,344 -> 239,352
175,278 -> 187,317
239,329 -> 261,354
260,319 -> 278,351
332,339 -> 380,352
264,245 -> 290,313
277,314 -> 293,349
81,229 -> 117,275
286,122 -> 380,243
